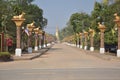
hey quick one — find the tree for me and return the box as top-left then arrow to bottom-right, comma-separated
60,12 -> 91,44
0,0 -> 47,52
90,0 -> 120,47
70,12 -> 91,33
60,0 -> 120,49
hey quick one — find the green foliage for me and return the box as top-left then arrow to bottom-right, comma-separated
0,52 -> 11,61
60,0 -> 120,48
91,1 -> 120,46
95,1 -> 119,48
70,12 -> 91,33
105,31 -> 117,44
24,4 -> 44,27
0,0 -> 47,32
60,12 -> 91,40
59,22 -> 74,40
0,0 -> 47,52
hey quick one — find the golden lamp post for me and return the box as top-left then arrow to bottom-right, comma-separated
41,31 -> 45,48
114,13 -> 120,57
38,29 -> 43,49
98,22 -> 106,54
89,28 -> 94,51
27,21 -> 35,53
11,12 -> 25,56
79,32 -> 83,49
34,27 -> 39,51
83,31 -> 88,50
76,33 -> 80,48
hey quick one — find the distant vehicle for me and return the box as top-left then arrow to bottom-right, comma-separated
105,44 -> 117,53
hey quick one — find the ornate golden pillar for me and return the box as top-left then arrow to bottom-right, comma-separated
34,28 -> 39,51
27,21 -> 35,53
79,32 -> 83,49
83,31 -> 88,50
11,12 -> 25,56
89,28 -> 94,51
76,33 -> 79,48
38,30 -> 43,49
98,22 -> 106,54
114,13 -> 120,57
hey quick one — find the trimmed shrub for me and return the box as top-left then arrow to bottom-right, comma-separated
0,52 -> 11,61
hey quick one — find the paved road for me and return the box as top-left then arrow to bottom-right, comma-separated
0,43 -> 120,80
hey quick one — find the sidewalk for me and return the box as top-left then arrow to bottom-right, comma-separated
12,45 -> 52,61
81,49 -> 120,61
64,43 -> 120,61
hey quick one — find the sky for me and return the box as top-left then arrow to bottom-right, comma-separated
32,0 -> 102,34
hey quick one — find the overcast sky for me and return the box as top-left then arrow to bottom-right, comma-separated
32,0 -> 102,34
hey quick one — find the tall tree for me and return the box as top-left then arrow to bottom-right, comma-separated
0,0 -> 47,48
70,12 -> 91,33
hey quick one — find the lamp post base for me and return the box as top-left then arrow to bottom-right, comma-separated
117,49 -> 120,57
47,43 -> 51,46
84,46 -> 87,50
100,48 -> 105,54
43,44 -> 46,48
73,44 -> 76,47
77,45 -> 79,48
39,45 -> 42,49
90,47 -> 94,51
15,48 -> 22,56
34,46 -> 38,51
80,45 -> 82,49
28,47 -> 32,53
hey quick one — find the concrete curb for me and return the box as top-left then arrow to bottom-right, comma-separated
12,45 -> 53,61
30,47 -> 51,60
84,50 -> 120,61
65,44 -> 120,61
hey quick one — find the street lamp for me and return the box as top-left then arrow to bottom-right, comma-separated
83,31 -> 88,50
11,12 -> 25,56
38,29 -> 43,49
114,13 -> 120,57
34,27 -> 39,51
98,22 -> 106,54
79,32 -> 83,49
76,33 -> 80,48
89,28 -> 94,51
27,21 -> 35,53
40,31 -> 45,48
21,26 -> 25,50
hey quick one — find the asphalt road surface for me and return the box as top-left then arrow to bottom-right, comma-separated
0,43 -> 120,80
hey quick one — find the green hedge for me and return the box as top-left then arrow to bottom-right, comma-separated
0,52 -> 11,61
